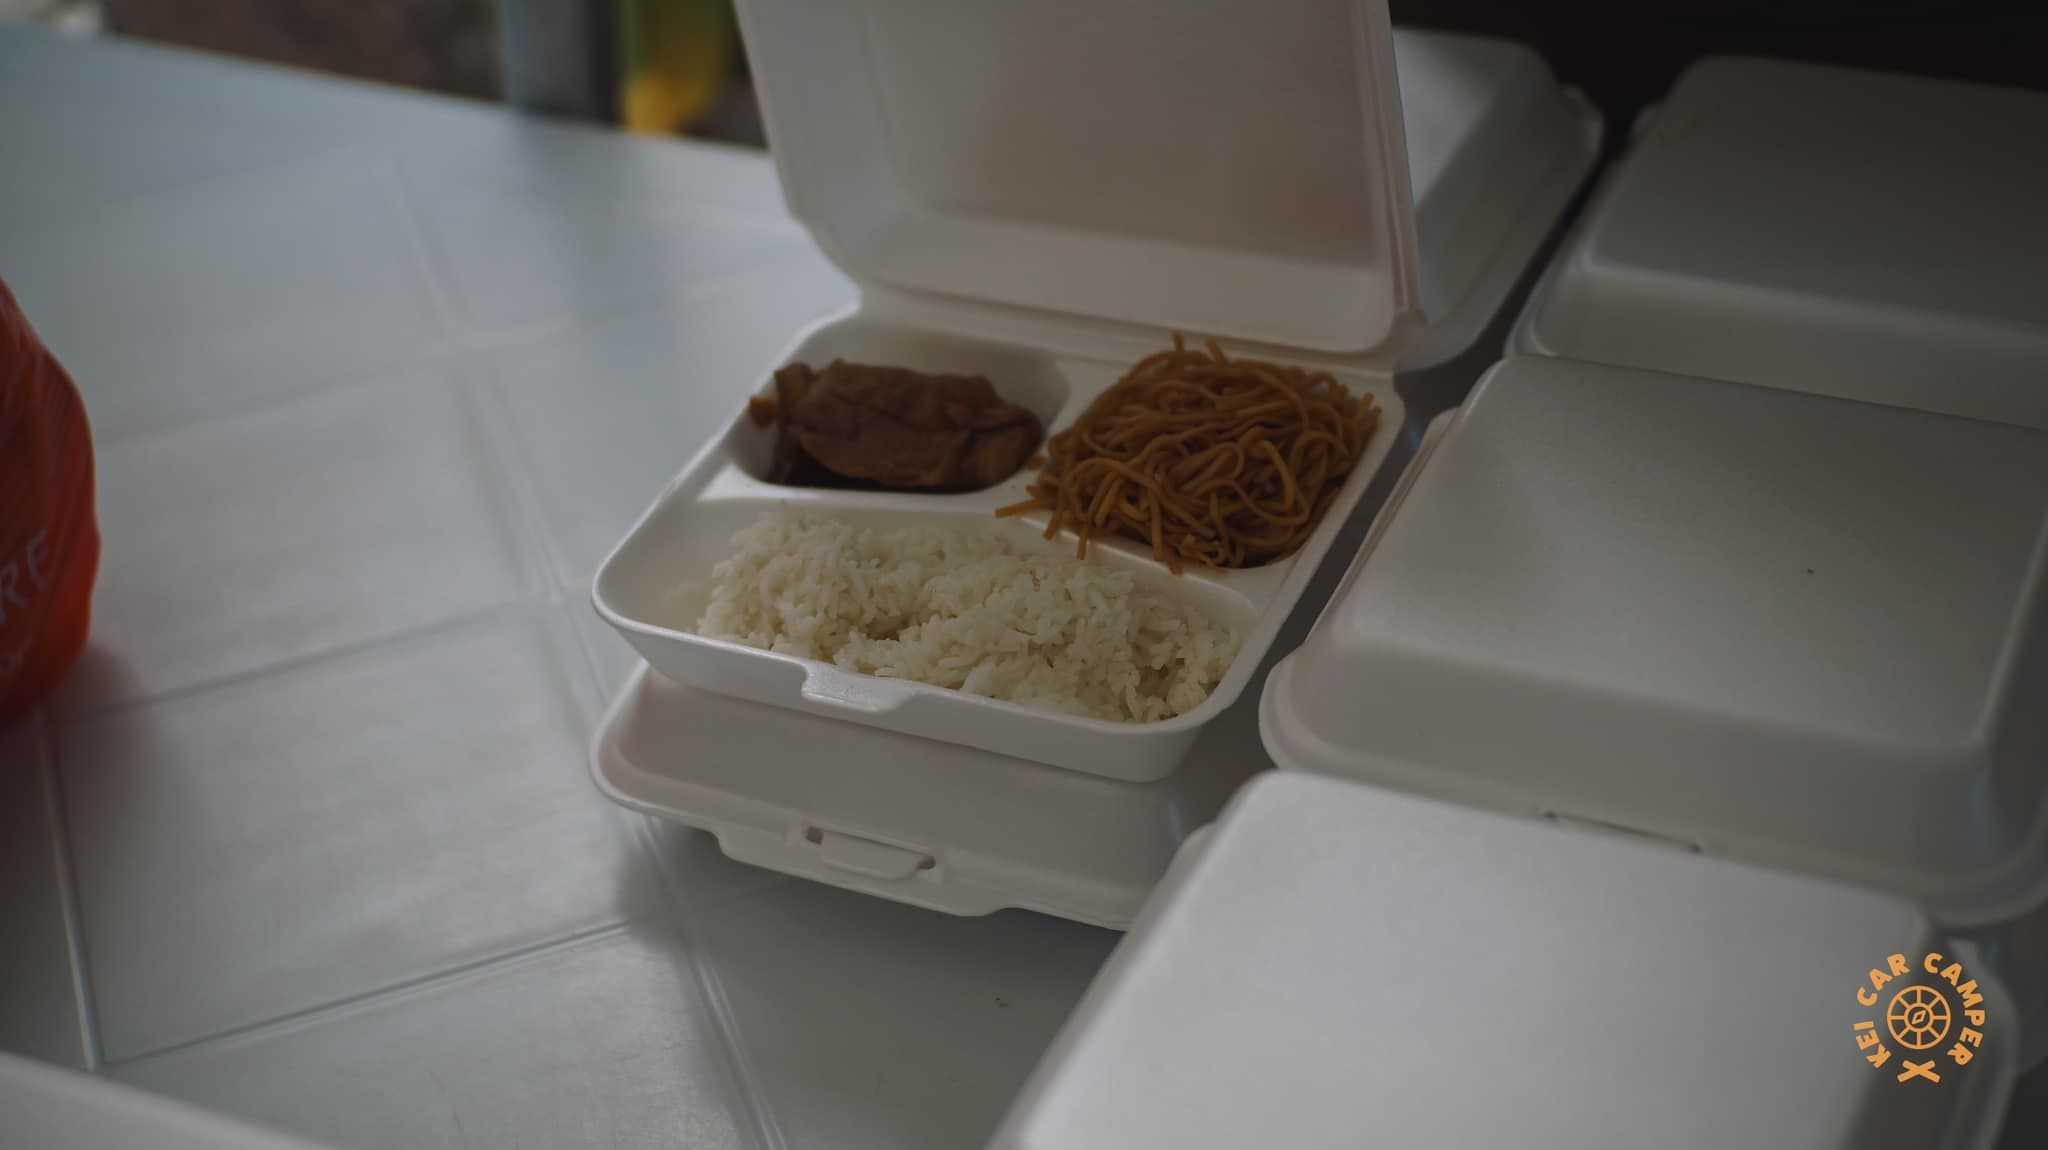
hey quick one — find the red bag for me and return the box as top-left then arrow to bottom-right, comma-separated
1,277 -> 99,724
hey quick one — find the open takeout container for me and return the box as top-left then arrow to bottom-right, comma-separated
1510,56 -> 2048,430
1262,354 -> 2048,1066
587,4 -> 1597,924
992,773 -> 2021,1149
595,0 -> 1439,782
591,409 -> 1463,928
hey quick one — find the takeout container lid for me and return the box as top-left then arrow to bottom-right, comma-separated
736,0 -> 1422,361
992,772 -> 2019,1150
1261,355 -> 2048,921
1509,55 -> 2048,429
1391,29 -> 1600,371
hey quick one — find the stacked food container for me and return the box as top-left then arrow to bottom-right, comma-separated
988,44 -> 2047,1147
1382,51 -> 2048,1067
588,0 -> 2043,1140
1258,353 -> 2048,1068
589,0 -> 1598,928
1511,55 -> 2048,429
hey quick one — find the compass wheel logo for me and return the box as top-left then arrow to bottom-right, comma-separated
1851,951 -> 1990,1085
1886,985 -> 1951,1050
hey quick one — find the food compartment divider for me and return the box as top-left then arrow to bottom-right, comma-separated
595,311 -> 1404,782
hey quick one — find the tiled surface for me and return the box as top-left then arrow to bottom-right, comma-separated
404,162 -> 817,335
0,38 -> 330,227
60,371 -> 538,714
59,616 -> 654,1061
112,930 -> 753,1150
0,720 -> 87,1068
690,880 -> 1116,1150
0,152 -> 446,445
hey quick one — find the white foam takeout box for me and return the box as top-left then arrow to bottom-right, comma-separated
991,773 -> 2021,1150
1510,56 -> 2048,430
1262,354 -> 2048,1066
593,409 -> 1458,928
590,0 -> 1597,927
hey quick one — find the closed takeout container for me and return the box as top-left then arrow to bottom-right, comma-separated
1262,354 -> 2048,1064
1390,28 -> 1599,372
992,773 -> 2020,1150
595,0 -> 1427,782
1511,56 -> 2048,430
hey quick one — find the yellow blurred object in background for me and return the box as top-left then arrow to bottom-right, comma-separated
620,0 -> 737,135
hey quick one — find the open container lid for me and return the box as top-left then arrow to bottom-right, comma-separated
737,0 -> 1420,357
1261,355 -> 2048,927
991,773 -> 2018,1150
1511,56 -> 2048,429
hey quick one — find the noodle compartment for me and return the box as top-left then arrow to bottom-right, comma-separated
1000,336 -> 1379,572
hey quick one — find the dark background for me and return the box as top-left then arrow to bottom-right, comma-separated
87,2 -> 2038,150
1394,1 -> 2034,150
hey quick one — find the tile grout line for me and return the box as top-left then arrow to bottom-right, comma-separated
378,152 -> 469,342
528,397 -> 781,1150
626,818 -> 792,1150
34,707 -> 106,1071
104,920 -> 637,1071
84,213 -> 829,458
457,364 -> 575,612
53,598 -> 544,728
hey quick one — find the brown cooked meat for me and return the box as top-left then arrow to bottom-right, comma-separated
767,360 -> 1042,491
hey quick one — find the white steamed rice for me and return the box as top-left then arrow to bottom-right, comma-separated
687,513 -> 1240,723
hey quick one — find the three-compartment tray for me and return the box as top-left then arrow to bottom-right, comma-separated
593,315 -> 1405,782
595,0 -> 1427,781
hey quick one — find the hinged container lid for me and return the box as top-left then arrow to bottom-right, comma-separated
991,773 -> 2019,1150
736,0 -> 1420,357
1261,355 -> 2048,925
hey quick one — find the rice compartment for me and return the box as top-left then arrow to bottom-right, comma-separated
690,513 -> 1241,723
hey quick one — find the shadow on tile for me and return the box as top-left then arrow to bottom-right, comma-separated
47,644 -> 147,723
0,718 -> 88,1068
684,876 -> 1117,1150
